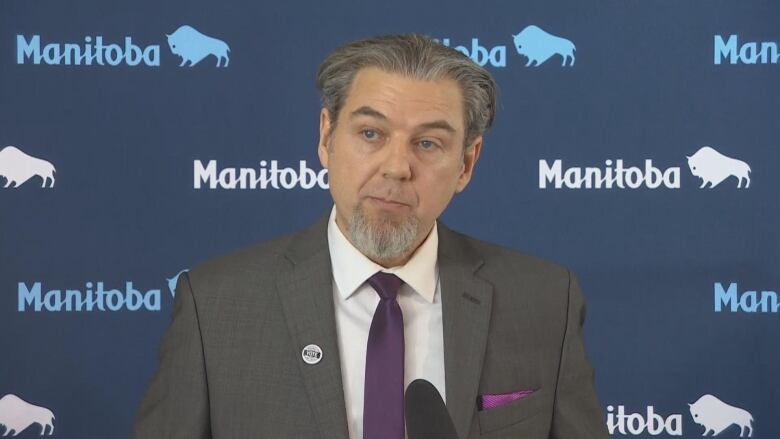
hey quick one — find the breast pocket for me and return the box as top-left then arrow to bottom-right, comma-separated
477,387 -> 551,435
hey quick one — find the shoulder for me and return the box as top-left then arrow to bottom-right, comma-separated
186,214 -> 329,286
438,222 -> 573,292
183,227 -> 307,296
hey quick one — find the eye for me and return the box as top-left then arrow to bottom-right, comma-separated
361,129 -> 379,141
419,139 -> 439,150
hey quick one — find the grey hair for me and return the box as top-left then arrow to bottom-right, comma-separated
315,33 -> 497,148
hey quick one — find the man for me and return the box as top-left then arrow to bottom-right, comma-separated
132,34 -> 609,439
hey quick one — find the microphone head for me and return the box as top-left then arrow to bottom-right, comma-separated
405,379 -> 459,439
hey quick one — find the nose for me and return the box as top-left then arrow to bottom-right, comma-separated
379,136 -> 412,181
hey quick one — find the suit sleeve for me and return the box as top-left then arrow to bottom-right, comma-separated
131,272 -> 212,439
549,271 -> 609,439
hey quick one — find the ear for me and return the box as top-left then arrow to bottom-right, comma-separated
455,135 -> 482,193
317,107 -> 333,169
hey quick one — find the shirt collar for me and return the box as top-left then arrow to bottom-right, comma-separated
327,205 -> 438,303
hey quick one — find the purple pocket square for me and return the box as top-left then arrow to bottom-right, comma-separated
478,389 -> 535,410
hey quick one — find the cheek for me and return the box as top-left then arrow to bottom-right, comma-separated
423,161 -> 464,186
328,156 -> 373,197
416,173 -> 459,208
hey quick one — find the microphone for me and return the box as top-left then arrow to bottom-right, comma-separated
405,379 -> 459,439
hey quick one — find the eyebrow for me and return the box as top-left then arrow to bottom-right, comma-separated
349,105 -> 456,134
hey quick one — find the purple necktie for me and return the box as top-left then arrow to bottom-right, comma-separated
364,272 -> 405,439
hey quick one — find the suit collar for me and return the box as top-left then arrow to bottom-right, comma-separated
282,213 -> 330,266
436,221 -> 485,273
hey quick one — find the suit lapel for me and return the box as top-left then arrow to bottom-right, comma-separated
438,223 -> 494,439
275,215 -> 349,439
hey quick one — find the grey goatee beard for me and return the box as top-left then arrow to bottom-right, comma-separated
346,201 -> 419,264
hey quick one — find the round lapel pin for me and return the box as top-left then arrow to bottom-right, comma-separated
302,344 -> 323,365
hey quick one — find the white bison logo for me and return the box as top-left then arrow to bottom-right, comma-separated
166,25 -> 230,67
686,146 -> 751,188
512,25 -> 576,67
0,394 -> 55,436
0,146 -> 56,188
689,394 -> 753,437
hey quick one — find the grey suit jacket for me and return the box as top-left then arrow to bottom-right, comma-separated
132,214 -> 609,439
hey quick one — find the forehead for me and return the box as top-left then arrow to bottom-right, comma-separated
340,67 -> 465,131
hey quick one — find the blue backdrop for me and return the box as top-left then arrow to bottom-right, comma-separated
1,0 -> 778,437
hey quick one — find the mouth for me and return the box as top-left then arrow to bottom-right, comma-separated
365,196 -> 410,209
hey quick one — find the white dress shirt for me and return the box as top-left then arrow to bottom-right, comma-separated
327,206 -> 446,439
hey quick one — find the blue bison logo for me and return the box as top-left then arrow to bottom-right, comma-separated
166,269 -> 190,298
166,25 -> 230,67
512,25 -> 575,67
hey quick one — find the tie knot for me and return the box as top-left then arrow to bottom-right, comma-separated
367,272 -> 403,301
